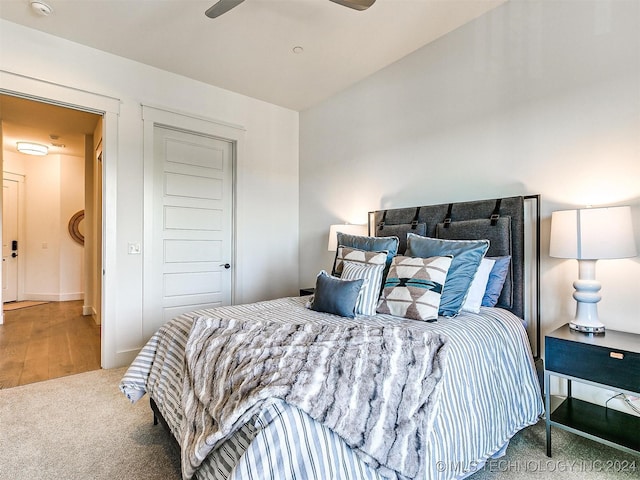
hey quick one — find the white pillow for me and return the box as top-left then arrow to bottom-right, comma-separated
461,257 -> 496,314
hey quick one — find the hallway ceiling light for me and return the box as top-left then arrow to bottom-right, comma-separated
17,141 -> 49,156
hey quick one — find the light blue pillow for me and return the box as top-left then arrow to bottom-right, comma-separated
482,256 -> 511,307
405,233 -> 489,317
310,270 -> 364,318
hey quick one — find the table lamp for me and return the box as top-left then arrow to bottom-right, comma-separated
549,206 -> 637,333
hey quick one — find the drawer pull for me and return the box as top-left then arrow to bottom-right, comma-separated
610,352 -> 624,360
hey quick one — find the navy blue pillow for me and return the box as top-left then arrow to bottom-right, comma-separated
482,256 -> 511,307
311,271 -> 364,318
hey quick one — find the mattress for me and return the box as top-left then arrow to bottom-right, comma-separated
121,296 -> 543,480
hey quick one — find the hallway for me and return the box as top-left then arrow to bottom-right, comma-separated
0,301 -> 100,388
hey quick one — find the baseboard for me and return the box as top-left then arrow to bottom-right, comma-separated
23,293 -> 84,302
83,305 -> 95,316
59,293 -> 84,301
106,348 -> 141,369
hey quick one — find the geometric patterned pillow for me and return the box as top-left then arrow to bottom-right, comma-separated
341,260 -> 385,315
334,246 -> 388,277
376,255 -> 453,322
332,233 -> 398,279
405,234 -> 490,317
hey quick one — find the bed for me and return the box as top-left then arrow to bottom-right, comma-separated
120,195 -> 544,480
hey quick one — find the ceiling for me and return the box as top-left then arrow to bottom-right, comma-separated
0,0 -> 506,112
1,94 -> 100,159
0,0 -> 506,159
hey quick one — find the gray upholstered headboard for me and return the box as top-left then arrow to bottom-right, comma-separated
368,195 -> 540,358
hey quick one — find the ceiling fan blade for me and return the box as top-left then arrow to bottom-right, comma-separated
328,0 -> 376,11
205,0 -> 246,18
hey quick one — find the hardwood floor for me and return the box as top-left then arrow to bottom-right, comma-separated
0,300 -> 101,389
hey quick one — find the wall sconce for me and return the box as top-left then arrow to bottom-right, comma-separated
549,205 -> 637,333
17,142 -> 48,156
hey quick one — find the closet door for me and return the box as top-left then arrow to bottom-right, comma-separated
144,124 -> 234,336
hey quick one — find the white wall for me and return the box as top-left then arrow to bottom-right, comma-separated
3,151 -> 84,301
59,154 -> 85,299
300,1 -> 640,406
1,19 -> 299,367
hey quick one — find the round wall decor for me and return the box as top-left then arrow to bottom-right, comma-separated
68,210 -> 85,245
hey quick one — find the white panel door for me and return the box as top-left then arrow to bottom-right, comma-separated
148,126 -> 233,333
2,179 -> 19,303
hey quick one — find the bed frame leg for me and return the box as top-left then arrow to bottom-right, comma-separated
150,398 -> 159,425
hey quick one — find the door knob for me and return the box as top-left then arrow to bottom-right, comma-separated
220,263 -> 231,269
11,252 -> 18,258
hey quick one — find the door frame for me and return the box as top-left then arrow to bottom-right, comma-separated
2,172 -> 26,304
0,70 -> 120,367
141,105 -> 243,337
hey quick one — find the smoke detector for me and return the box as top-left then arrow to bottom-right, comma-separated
31,1 -> 53,16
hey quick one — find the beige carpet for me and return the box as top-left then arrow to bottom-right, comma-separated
0,368 -> 181,480
3,300 -> 48,311
0,368 -> 637,480
469,419 -> 639,479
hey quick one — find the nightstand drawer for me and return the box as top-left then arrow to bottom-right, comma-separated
546,336 -> 640,393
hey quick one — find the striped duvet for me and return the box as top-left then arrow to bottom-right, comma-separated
120,296 -> 543,480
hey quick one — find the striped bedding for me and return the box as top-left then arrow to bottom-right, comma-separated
120,296 -> 543,480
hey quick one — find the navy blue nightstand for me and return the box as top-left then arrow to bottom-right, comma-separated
545,324 -> 640,457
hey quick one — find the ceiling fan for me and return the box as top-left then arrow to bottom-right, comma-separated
205,0 -> 376,19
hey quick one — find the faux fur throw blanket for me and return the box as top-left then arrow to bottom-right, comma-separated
180,316 -> 449,480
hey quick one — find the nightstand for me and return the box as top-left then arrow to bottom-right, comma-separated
545,324 -> 640,457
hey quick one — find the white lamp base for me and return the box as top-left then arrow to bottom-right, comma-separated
569,319 -> 605,334
570,259 -> 605,334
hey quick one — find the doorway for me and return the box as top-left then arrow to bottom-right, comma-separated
0,94 -> 103,385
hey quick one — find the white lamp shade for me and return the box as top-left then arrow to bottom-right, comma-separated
549,206 -> 637,260
328,224 -> 368,251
